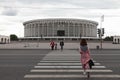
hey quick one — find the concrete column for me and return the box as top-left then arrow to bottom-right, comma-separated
91,26 -> 93,37
29,25 -> 31,37
42,23 -> 44,37
30,25 -> 32,37
31,24 -> 33,37
26,25 -> 31,36
94,25 -> 97,37
35,25 -> 37,37
41,23 -> 43,37
34,24 -> 36,37
25,26 -> 27,37
24,26 -> 26,37
36,25 -> 39,37
38,24 -> 40,37
26,25 -> 28,37
40,23 -> 42,36
82,24 -> 84,37
90,25 -> 92,37
68,22 -> 69,37
87,25 -> 89,37
46,23 -> 48,37
91,25 -> 93,37
78,24 -> 79,37
44,23 -> 46,36
32,24 -> 34,37
85,24 -> 87,37
89,25 -> 91,37
87,24 -> 89,37
79,24 -> 82,37
52,22 -> 54,37
73,23 -> 75,37
92,26 -> 94,37
27,26 -> 29,37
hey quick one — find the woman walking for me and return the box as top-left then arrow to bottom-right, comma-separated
80,39 -> 91,78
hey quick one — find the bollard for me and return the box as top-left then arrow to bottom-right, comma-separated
96,45 -> 99,50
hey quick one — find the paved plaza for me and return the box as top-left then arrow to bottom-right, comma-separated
0,41 -> 120,49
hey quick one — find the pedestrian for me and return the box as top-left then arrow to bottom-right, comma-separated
79,39 -> 91,78
50,40 -> 55,50
55,42 -> 57,50
60,40 -> 64,50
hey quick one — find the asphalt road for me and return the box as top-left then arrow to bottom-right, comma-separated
0,49 -> 120,80
91,50 -> 120,75
0,49 -> 50,80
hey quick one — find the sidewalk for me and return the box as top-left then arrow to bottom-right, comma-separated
0,42 -> 120,49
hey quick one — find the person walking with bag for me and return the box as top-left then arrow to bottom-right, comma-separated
79,39 -> 91,78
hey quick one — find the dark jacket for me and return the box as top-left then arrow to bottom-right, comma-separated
60,41 -> 64,46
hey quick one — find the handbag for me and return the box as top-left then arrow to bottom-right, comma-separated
89,59 -> 94,69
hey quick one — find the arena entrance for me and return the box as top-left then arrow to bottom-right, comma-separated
57,30 -> 65,36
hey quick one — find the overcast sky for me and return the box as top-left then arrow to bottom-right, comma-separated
0,0 -> 120,37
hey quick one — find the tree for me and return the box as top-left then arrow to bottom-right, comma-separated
104,36 -> 113,41
10,34 -> 18,41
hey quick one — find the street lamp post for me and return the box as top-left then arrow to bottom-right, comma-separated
41,34 -> 43,40
80,33 -> 82,40
100,15 -> 104,49
36,33 -> 39,47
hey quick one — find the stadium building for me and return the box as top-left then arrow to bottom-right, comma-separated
23,18 -> 98,40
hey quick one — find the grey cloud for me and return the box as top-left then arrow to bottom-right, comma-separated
2,7 -> 18,16
63,0 -> 120,9
1,0 -> 120,16
1,0 -> 120,9
17,0 -> 66,4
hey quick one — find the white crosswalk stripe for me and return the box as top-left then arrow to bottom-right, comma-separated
24,50 -> 119,79
37,62 -> 100,65
24,74 -> 120,78
30,69 -> 112,72
34,65 -> 106,68
40,60 -> 96,62
40,61 -> 81,62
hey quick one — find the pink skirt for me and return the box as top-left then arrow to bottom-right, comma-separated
82,62 -> 90,70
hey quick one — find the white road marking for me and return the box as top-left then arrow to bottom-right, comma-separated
40,61 -> 96,62
34,66 -> 106,68
37,63 -> 100,65
30,69 -> 112,72
24,74 -> 120,78
40,61 -> 81,62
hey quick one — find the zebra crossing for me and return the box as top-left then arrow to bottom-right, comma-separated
24,50 -> 120,79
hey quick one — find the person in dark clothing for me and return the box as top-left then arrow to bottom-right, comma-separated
60,41 -> 64,50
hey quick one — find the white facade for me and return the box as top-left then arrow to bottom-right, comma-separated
113,36 -> 120,44
23,18 -> 98,40
0,35 -> 10,44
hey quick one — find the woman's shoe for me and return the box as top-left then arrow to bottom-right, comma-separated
87,72 -> 90,78
83,71 -> 86,75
